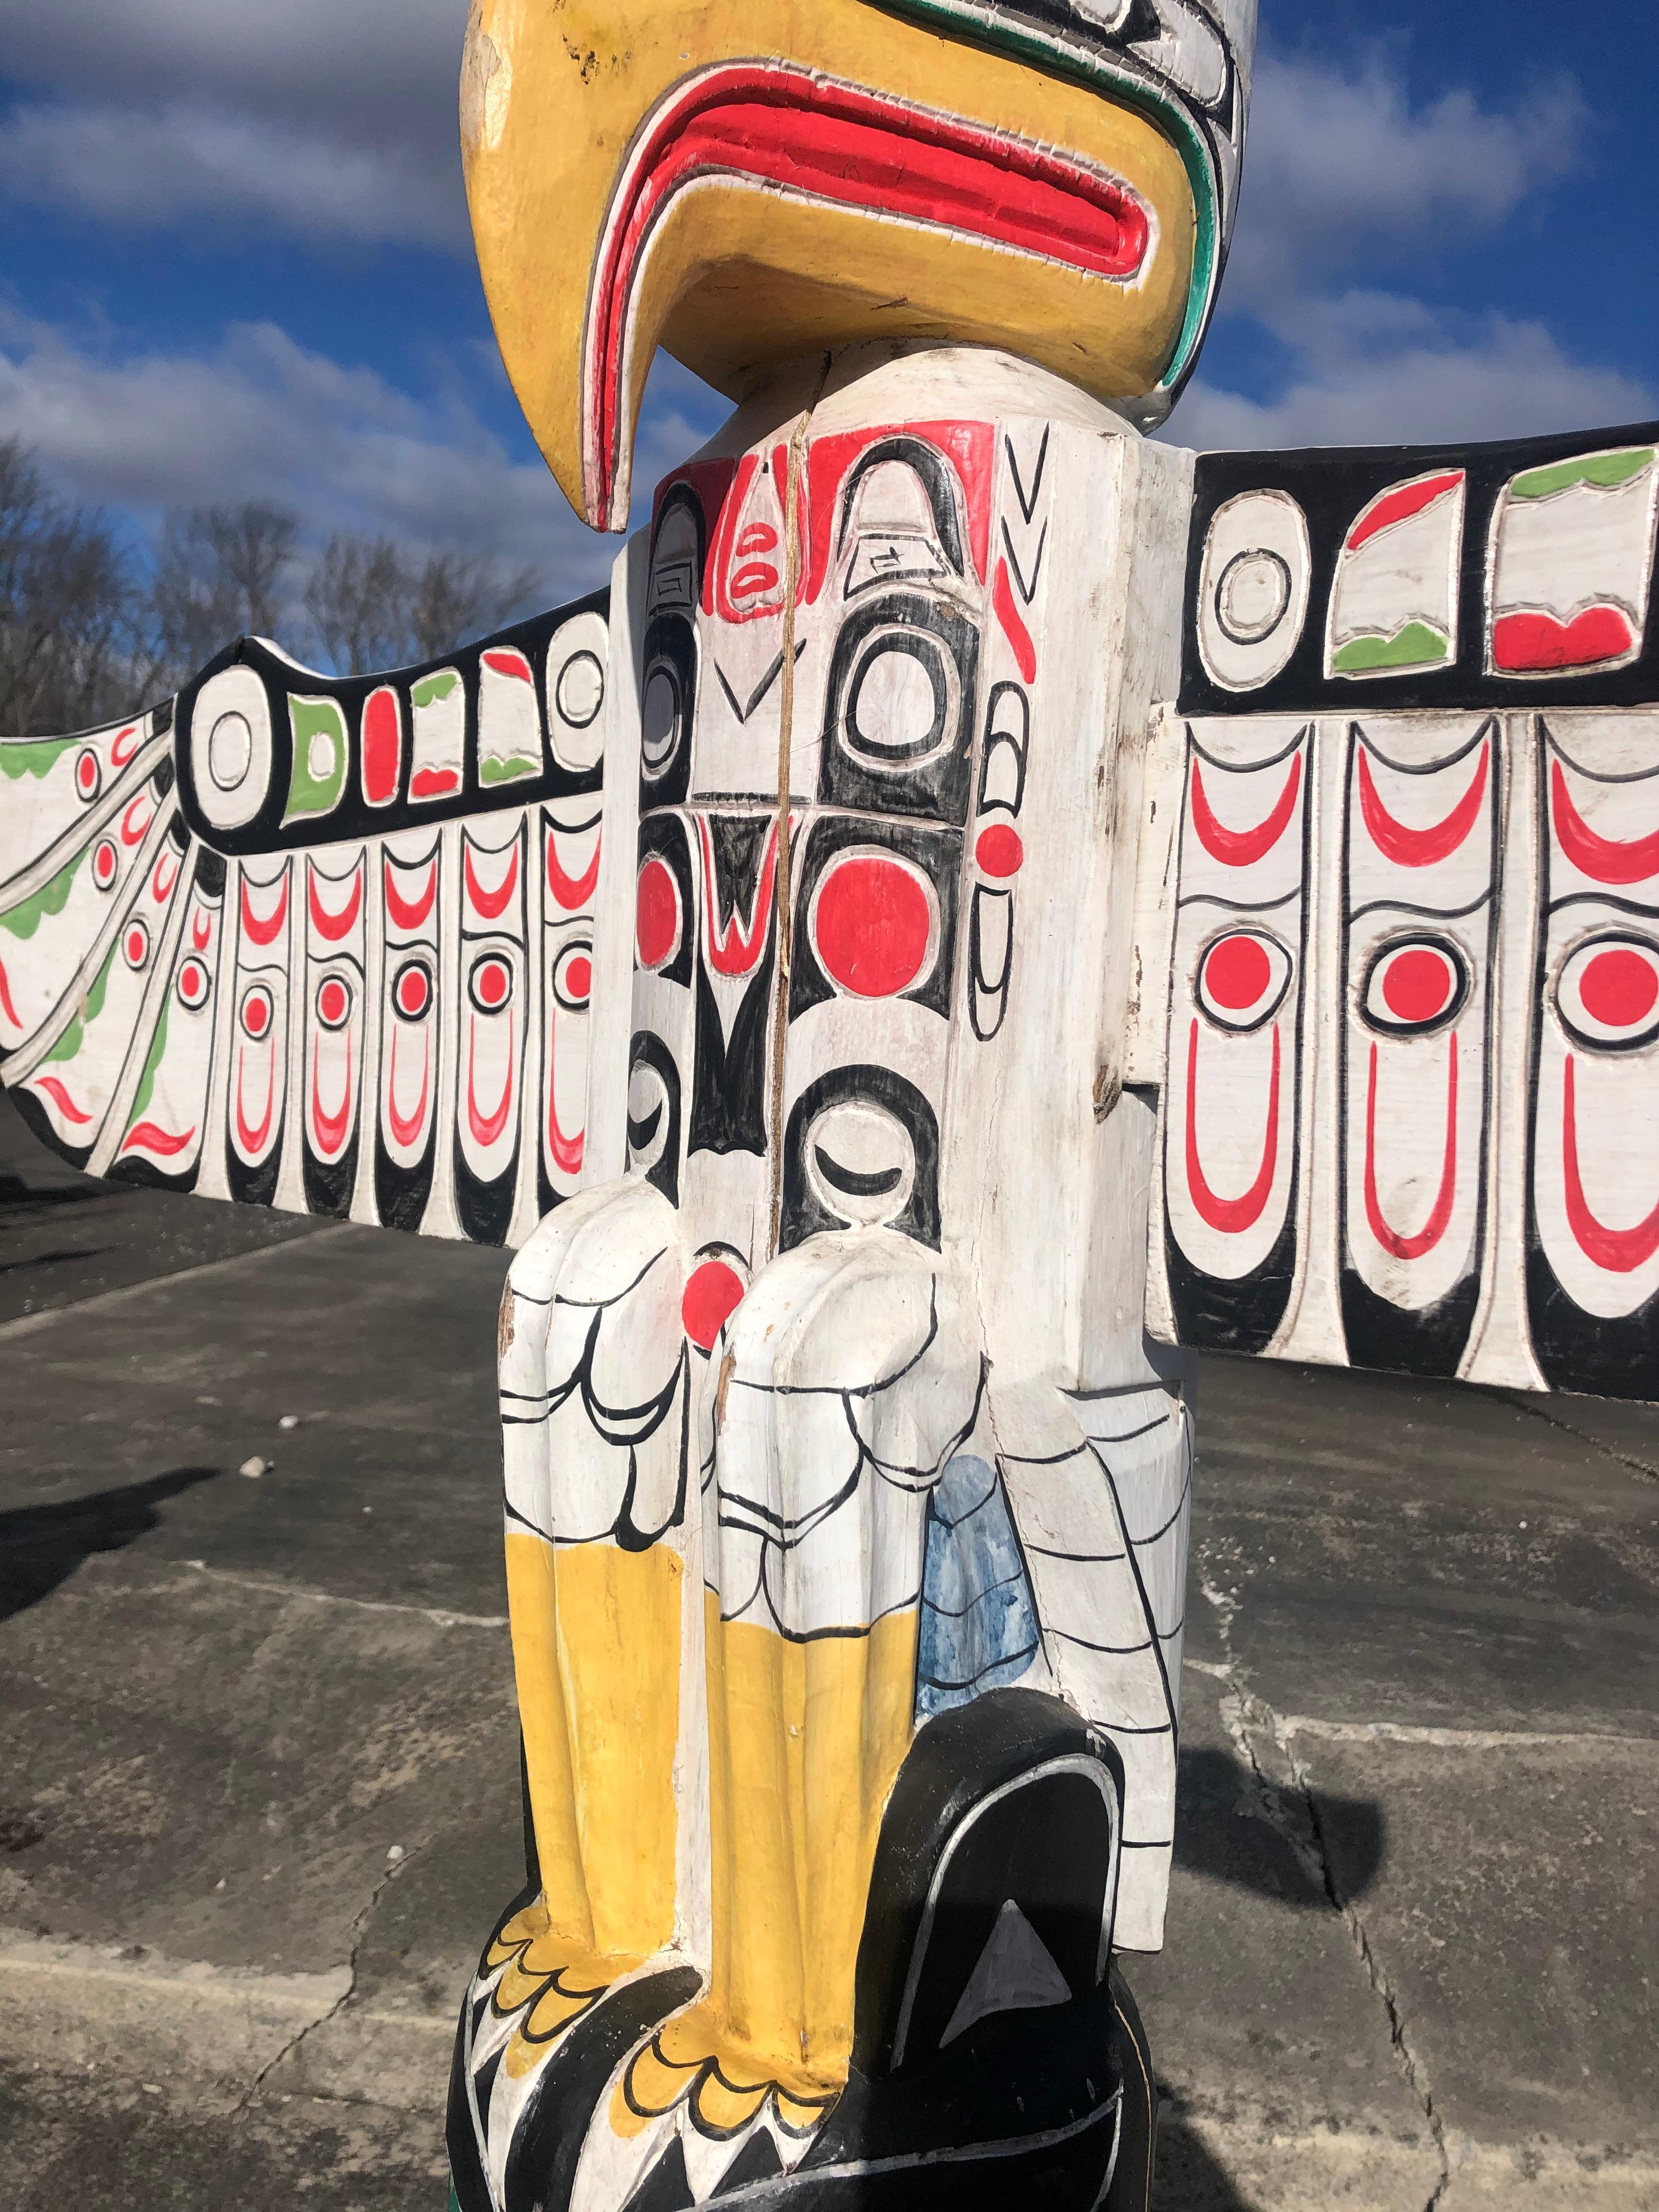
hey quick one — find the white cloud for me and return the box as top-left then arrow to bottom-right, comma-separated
1167,47 -> 1649,453
0,309 -> 729,602
1171,292 -> 1655,452
1228,51 -> 1585,312
0,100 -> 465,251
0,0 -> 467,250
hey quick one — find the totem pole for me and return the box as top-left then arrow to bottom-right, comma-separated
3,2 -> 1657,2205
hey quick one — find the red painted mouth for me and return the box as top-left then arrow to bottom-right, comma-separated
588,65 -> 1153,523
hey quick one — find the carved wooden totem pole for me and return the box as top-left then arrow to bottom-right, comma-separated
3,2 -> 1658,2205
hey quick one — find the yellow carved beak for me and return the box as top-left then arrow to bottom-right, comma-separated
462,0 -> 1195,529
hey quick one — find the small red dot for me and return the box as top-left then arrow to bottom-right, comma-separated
1204,935 -> 1271,1012
1579,947 -> 1658,1030
975,824 -> 1025,878
318,978 -> 349,1026
1382,949 -> 1454,1024
681,1260 -> 746,1351
476,961 -> 509,1009
565,955 -> 592,1001
243,992 -> 271,1038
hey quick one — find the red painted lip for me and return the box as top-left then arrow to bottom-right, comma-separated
588,65 -> 1152,521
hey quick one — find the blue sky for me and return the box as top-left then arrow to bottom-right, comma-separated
0,0 -> 1653,611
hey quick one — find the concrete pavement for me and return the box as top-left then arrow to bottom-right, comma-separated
0,1090 -> 1654,2210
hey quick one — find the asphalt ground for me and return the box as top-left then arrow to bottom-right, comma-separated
0,1087 -> 1654,2211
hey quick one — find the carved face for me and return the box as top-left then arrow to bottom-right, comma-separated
628,409 -> 1050,1303
462,0 -> 1254,527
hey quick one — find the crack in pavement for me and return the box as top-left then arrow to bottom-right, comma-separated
234,1838 -> 432,2115
1198,1564 -> 1454,2212
179,1560 -> 509,1629
1506,1393 -> 1659,1492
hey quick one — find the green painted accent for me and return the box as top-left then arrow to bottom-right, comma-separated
43,944 -> 115,1064
411,670 -> 461,709
284,698 -> 349,823
0,737 -> 76,781
0,845 -> 88,941
447,2191 -> 462,2212
127,997 -> 172,1125
1333,623 -> 1452,675
1510,448 -> 1655,501
480,753 -> 539,786
858,0 -> 1221,396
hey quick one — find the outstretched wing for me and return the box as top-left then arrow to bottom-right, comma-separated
1138,417 -> 1659,1400
0,591 -> 612,1248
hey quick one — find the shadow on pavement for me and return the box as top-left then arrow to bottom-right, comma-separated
1173,1745 -> 1385,1908
1154,2112 -> 1259,2210
0,1466 -> 223,1622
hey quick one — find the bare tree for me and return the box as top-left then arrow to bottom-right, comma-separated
145,501 -> 300,694
0,438 -> 135,737
302,533 -> 540,672
408,550 -> 540,662
304,533 -> 408,675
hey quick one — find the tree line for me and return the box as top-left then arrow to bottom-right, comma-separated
0,436 -> 540,738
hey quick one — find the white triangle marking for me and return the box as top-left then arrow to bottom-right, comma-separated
940,1898 -> 1073,2049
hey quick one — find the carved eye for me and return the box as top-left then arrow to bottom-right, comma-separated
1556,935 -> 1659,1052
551,940 -> 593,1012
1196,930 -> 1292,1032
1361,938 -> 1469,1035
467,954 -> 513,1015
635,856 -> 682,972
176,957 -> 211,1011
240,984 -> 274,1039
805,1099 -> 916,1228
315,974 -> 353,1030
392,957 -> 433,1023
841,631 -> 956,769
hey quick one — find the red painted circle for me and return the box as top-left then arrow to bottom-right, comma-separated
241,987 -> 273,1039
681,1260 -> 747,1351
1382,947 -> 1455,1024
92,840 -> 118,890
123,923 -> 149,970
975,824 -> 1025,878
317,977 -> 350,1028
394,962 -> 431,1020
1204,934 -> 1272,1012
812,855 -> 932,1000
1579,947 -> 1658,1029
565,955 -> 592,1001
75,749 -> 101,800
635,857 -> 681,969
474,958 -> 510,1011
177,957 -> 209,1008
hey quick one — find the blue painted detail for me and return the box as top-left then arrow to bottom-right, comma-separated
915,1454 -> 1040,1720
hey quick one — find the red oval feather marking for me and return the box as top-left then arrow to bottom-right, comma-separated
1357,746 -> 1488,868
0,959 -> 21,1031
545,1020 -> 585,1178
235,1048 -> 275,1154
241,873 -> 289,947
384,855 -> 438,930
1190,755 -> 1302,870
1184,1019 -> 1281,1234
308,864 -> 363,942
547,835 -> 602,913
386,1027 -> 431,1148
1562,1054 -> 1659,1272
1551,761 -> 1659,886
464,841 -> 521,921
467,1015 -> 516,1145
1364,1035 -> 1458,1261
309,1039 -> 353,1153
